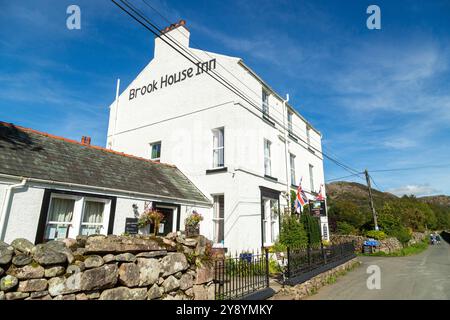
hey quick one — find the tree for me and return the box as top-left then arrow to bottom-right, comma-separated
300,213 -> 321,246
279,214 -> 308,248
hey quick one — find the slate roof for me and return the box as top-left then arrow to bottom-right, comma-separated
0,122 -> 211,206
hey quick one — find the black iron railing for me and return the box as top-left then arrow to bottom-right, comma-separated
214,249 -> 269,300
285,242 -> 355,285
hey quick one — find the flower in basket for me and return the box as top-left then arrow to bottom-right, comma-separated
138,208 -> 164,236
185,210 -> 203,227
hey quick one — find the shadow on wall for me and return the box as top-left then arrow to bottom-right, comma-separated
0,123 -> 42,151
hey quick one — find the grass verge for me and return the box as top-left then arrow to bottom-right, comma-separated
357,240 -> 429,257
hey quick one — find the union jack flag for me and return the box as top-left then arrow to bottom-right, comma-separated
295,178 -> 309,213
315,184 -> 325,201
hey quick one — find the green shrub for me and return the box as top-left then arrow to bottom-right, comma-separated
336,221 -> 357,235
366,230 -> 387,240
392,227 -> 411,245
270,241 -> 287,253
279,214 -> 308,248
301,213 -> 322,245
268,258 -> 282,275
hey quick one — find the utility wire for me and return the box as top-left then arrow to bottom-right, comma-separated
325,172 -> 364,183
140,0 -> 334,151
111,0 -> 363,180
370,163 -> 450,173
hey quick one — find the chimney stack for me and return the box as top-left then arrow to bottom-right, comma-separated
155,19 -> 190,58
81,136 -> 91,145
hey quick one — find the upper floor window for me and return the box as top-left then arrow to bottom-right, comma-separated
309,164 -> 315,192
262,89 -> 269,116
150,141 -> 161,161
306,126 -> 311,146
212,127 -> 224,168
264,139 -> 272,176
287,111 -> 293,134
290,153 -> 296,186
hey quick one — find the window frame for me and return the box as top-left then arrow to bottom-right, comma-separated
79,197 -> 110,236
309,164 -> 315,192
306,126 -> 311,146
264,139 -> 272,176
212,194 -> 225,246
290,153 -> 296,186
150,141 -> 162,162
262,88 -> 269,116
287,110 -> 293,134
262,197 -> 279,246
44,194 -> 79,241
43,193 -> 111,241
212,127 -> 225,168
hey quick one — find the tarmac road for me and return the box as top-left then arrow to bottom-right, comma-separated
307,240 -> 450,300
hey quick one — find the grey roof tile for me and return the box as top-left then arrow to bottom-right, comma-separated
0,122 -> 210,206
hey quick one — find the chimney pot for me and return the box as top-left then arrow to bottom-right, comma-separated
81,136 -> 91,145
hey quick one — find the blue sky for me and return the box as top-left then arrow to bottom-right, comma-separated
1,0 -> 450,196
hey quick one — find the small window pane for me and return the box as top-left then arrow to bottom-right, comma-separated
212,128 -> 224,168
309,164 -> 314,192
213,195 -> 224,244
151,142 -> 161,160
290,154 -> 296,185
45,198 -> 75,241
264,140 -> 271,176
288,111 -> 293,133
80,201 -> 105,236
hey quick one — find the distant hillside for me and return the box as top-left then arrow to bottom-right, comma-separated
419,195 -> 450,208
326,181 -> 396,209
325,181 -> 450,235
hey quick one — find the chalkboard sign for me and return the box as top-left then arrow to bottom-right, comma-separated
309,200 -> 326,217
125,218 -> 139,234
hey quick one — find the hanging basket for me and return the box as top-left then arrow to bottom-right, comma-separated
185,224 -> 200,237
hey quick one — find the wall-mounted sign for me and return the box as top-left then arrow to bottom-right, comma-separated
128,58 -> 217,101
309,200 -> 326,217
125,218 -> 139,234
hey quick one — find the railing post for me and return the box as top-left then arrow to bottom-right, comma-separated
307,245 -> 311,270
286,247 -> 290,280
322,242 -> 327,265
265,248 -> 269,288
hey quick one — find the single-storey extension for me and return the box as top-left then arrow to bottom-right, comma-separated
0,121 -> 211,244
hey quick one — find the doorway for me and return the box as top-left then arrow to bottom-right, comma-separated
149,205 -> 177,236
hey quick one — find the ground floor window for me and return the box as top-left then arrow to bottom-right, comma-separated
45,198 -> 75,240
212,194 -> 224,245
44,193 -> 111,241
262,197 -> 279,246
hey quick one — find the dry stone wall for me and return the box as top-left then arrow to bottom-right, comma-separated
0,233 -> 215,300
330,233 -> 427,254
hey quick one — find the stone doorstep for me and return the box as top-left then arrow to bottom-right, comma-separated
268,258 -> 361,300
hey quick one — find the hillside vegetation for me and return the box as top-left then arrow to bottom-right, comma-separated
326,182 -> 450,244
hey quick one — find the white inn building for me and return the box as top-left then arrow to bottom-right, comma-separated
107,20 -> 329,252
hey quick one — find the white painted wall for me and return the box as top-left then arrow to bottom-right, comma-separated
3,185 -> 45,244
0,178 -> 211,244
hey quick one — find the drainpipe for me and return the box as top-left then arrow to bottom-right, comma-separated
0,178 -> 28,241
282,94 -> 290,213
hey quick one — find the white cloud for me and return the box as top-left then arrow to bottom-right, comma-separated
387,184 -> 440,197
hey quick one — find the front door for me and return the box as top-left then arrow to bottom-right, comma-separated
149,207 -> 174,236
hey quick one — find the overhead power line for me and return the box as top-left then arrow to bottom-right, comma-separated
111,0 -> 363,180
370,163 -> 450,173
325,172 -> 364,183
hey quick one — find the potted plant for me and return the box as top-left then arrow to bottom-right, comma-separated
185,210 -> 203,237
138,208 -> 164,236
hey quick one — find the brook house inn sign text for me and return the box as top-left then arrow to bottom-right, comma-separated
129,58 -> 217,101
